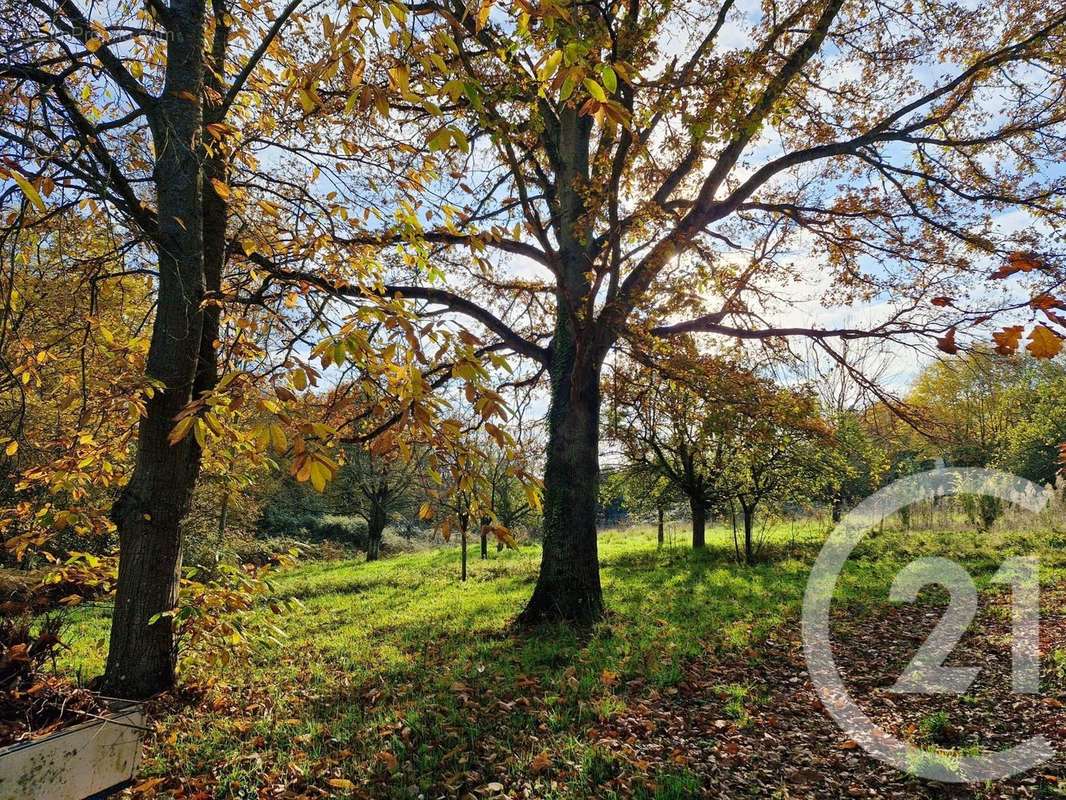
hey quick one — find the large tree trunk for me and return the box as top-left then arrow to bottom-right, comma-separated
690,496 -> 707,549
656,506 -> 664,548
518,104 -> 604,625
102,0 -> 207,700
518,345 -> 604,624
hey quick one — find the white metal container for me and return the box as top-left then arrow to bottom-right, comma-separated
0,698 -> 146,800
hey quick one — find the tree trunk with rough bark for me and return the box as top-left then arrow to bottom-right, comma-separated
657,506 -> 664,548
518,332 -> 604,624
102,0 -> 207,699
517,104 -> 606,625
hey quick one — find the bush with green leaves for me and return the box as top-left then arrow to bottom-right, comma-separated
256,509 -> 367,545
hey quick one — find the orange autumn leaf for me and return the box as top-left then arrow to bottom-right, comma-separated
1026,324 -> 1063,359
131,778 -> 166,795
375,750 -> 398,771
936,328 -> 958,354
1030,293 -> 1064,310
991,251 -> 1044,280
992,325 -> 1024,355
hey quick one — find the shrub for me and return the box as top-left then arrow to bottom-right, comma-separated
229,536 -> 354,566
311,515 -> 368,547
257,510 -> 367,546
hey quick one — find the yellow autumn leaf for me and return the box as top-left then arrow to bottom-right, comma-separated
297,88 -> 318,114
7,168 -> 45,211
475,0 -> 493,31
253,424 -> 270,450
268,423 -> 288,453
309,464 -> 327,492
203,411 -> 224,436
85,38 -> 103,53
388,66 -> 410,94
4,440 -> 17,456
327,778 -> 354,790
209,178 -> 231,199
583,78 -> 607,102
294,456 -> 312,482
167,416 -> 195,445
539,50 -> 562,82
1027,324 -> 1063,359
192,418 -> 207,448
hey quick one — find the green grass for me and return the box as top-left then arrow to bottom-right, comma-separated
59,521 -> 1066,798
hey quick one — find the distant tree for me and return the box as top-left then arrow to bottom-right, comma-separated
906,353 -> 1066,525
623,468 -> 679,548
486,447 -> 538,552
993,367 -> 1066,486
606,351 -> 757,549
419,426 -> 521,581
826,412 -> 890,522
731,391 -> 837,563
908,351 -> 1028,467
331,442 -> 421,561
597,466 -> 676,541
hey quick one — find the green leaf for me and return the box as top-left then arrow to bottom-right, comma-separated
560,75 -> 576,101
600,65 -> 617,94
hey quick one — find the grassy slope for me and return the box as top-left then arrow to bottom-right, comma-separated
63,522 -> 1066,799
